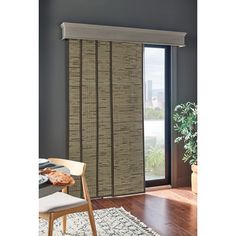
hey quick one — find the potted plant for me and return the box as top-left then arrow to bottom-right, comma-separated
173,102 -> 197,193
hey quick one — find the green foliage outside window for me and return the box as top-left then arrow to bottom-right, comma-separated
144,107 -> 164,120
145,146 -> 165,176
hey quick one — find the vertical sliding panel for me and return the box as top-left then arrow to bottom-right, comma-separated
68,39 -> 82,197
69,39 -> 80,161
112,42 -> 144,195
82,40 -> 97,197
97,41 -> 112,196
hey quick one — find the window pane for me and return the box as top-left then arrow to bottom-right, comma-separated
144,47 -> 165,181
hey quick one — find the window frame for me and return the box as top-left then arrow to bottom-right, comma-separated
144,44 -> 171,187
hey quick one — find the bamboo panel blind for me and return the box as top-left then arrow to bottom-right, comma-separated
68,39 -> 144,198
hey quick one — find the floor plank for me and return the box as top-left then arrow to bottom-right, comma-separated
92,187 -> 197,236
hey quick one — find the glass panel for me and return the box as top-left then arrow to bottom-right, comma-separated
144,47 -> 165,181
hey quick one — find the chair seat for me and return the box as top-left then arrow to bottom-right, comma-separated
39,192 -> 88,213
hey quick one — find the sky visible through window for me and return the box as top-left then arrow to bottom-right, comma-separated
144,48 -> 165,89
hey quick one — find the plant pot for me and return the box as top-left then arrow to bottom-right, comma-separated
191,164 -> 197,194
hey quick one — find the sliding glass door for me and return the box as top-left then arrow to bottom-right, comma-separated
144,45 -> 170,187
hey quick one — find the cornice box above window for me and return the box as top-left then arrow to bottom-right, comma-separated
61,22 -> 186,47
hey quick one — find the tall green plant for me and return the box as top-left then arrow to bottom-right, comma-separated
173,102 -> 197,165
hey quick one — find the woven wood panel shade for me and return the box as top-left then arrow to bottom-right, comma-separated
68,39 -> 144,198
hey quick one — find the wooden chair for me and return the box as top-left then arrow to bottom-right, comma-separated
39,158 -> 97,236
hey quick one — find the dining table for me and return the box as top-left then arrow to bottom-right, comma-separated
39,165 -> 71,198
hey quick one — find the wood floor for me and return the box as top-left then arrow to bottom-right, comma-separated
92,187 -> 197,236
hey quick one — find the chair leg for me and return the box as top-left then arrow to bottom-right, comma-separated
62,215 -> 67,234
48,214 -> 54,236
87,206 -> 97,236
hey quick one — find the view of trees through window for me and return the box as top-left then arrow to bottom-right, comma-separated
144,46 -> 165,181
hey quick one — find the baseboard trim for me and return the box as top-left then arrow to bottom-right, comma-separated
145,185 -> 172,192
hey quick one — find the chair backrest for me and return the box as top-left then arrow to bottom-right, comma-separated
48,157 -> 91,201
48,157 -> 86,176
